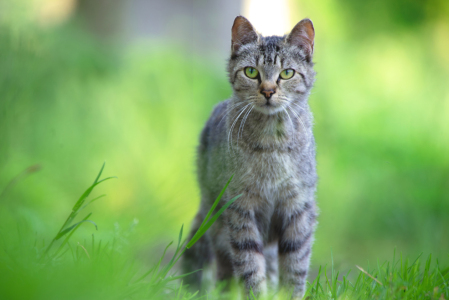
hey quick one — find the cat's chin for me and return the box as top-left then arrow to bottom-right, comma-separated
253,104 -> 284,115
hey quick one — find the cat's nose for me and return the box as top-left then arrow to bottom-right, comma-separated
260,88 -> 276,99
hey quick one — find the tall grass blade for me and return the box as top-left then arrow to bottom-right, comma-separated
54,212 -> 93,256
187,193 -> 242,249
43,163 -> 115,256
94,162 -> 105,184
71,177 -> 116,212
80,194 -> 106,211
186,174 -> 235,249
199,174 -> 233,230
55,220 -> 98,240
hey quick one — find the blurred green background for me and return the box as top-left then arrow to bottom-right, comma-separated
1,0 -> 448,286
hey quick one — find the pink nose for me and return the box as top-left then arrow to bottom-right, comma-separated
261,89 -> 275,99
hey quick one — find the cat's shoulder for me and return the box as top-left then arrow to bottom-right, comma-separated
205,99 -> 230,130
209,100 -> 229,123
198,99 -> 230,151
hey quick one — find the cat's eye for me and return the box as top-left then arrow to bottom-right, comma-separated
244,67 -> 259,79
280,69 -> 295,80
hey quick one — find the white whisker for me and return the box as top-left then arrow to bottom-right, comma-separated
217,101 -> 246,127
279,100 -> 310,148
281,106 -> 294,130
228,103 -> 251,153
238,105 -> 255,143
286,100 -> 306,113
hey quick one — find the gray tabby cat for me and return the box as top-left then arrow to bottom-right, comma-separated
182,16 -> 318,299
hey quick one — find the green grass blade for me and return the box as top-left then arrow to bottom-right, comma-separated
161,226 -> 186,277
72,177 -> 116,212
199,174 -> 234,230
135,242 -> 173,283
176,280 -> 183,300
71,162 -> 105,212
166,270 -> 200,282
186,193 -> 242,249
80,194 -> 106,211
249,288 -> 257,300
306,264 -> 321,296
377,259 -> 382,283
55,219 -> 98,240
54,213 -> 93,256
93,162 -> 105,185
316,265 -> 322,295
96,176 -> 117,185
324,265 -> 332,291
407,252 -> 423,272
64,211 -> 79,229
185,174 -> 235,249
134,264 -> 158,284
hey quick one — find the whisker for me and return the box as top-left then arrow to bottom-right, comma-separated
284,103 -> 310,148
228,103 -> 251,153
286,101 -> 306,113
286,103 -> 307,133
217,101 -> 246,127
229,104 -> 251,153
278,98 -> 306,112
238,105 -> 252,141
282,106 -> 294,131
238,105 -> 255,143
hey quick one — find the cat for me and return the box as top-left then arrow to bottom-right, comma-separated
182,16 -> 318,299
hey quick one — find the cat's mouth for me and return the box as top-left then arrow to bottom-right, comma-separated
254,102 -> 284,115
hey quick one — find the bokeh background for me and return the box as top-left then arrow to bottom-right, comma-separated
1,0 -> 449,280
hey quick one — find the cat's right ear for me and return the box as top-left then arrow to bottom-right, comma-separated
231,16 -> 258,53
286,18 -> 315,60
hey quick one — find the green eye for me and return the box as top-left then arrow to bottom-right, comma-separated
244,67 -> 259,79
280,69 -> 295,80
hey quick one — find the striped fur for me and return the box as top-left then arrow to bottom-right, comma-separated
182,16 -> 318,299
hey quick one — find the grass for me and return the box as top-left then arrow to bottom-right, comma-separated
306,253 -> 449,300
0,165 -> 448,299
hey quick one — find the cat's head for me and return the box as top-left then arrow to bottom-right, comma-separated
227,16 -> 316,115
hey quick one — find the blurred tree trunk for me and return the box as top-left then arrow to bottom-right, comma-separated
76,0 -> 125,39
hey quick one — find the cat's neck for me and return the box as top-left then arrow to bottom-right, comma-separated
227,97 -> 312,151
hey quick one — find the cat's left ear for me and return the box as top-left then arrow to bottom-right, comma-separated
286,18 -> 315,60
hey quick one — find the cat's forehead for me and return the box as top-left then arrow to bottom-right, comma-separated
232,35 -> 307,68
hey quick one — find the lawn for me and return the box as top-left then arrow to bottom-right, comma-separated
1,164 -> 448,299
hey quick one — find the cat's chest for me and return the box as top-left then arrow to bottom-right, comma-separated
234,149 -> 300,197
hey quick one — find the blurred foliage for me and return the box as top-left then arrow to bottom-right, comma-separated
0,1 -> 448,295
0,16 -> 231,253
296,0 -> 449,266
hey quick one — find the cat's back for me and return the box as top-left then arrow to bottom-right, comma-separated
197,100 -> 231,195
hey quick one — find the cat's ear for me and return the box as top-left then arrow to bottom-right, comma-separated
286,18 -> 315,59
231,16 -> 258,53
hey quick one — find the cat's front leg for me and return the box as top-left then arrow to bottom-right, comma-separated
225,196 -> 267,296
278,199 -> 317,299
